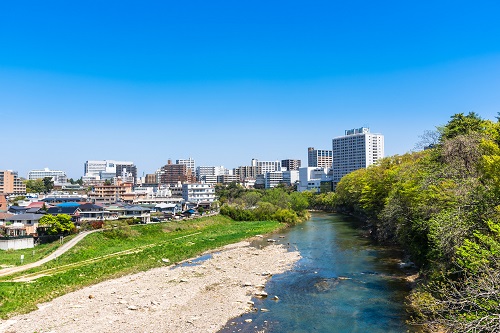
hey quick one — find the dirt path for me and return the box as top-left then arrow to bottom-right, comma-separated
0,230 -> 100,278
0,240 -> 301,333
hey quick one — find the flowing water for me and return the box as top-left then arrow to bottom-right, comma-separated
218,212 -> 415,333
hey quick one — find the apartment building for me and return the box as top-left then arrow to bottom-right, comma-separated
233,166 -> 262,181
28,168 -> 67,183
281,159 -> 302,171
158,160 -> 196,185
176,158 -> 196,174
196,166 -> 229,183
88,182 -> 134,205
307,147 -> 333,168
332,127 -> 384,186
0,170 -> 26,195
182,183 -> 215,203
251,159 -> 281,173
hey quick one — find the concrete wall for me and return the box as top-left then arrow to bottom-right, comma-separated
0,237 -> 34,250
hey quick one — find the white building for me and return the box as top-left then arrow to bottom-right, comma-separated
297,167 -> 332,193
332,127 -> 384,186
176,158 -> 196,174
28,168 -> 67,183
251,159 -> 281,174
182,183 -> 215,203
196,166 -> 229,183
84,160 -> 137,183
264,171 -> 284,189
283,170 -> 300,186
264,170 -> 300,189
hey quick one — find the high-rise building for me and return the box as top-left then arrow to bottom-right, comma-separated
0,170 -> 26,195
176,158 -> 196,174
281,159 -> 302,171
332,127 -> 384,186
307,147 -> 333,168
196,166 -> 228,183
233,166 -> 262,181
159,160 -> 196,185
28,168 -> 67,183
251,159 -> 281,173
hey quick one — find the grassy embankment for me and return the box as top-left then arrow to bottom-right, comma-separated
0,234 -> 78,267
0,215 -> 283,319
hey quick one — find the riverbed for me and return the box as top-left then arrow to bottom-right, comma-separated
218,212 -> 414,333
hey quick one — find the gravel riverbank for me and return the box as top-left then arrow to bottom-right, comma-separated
1,240 -> 300,333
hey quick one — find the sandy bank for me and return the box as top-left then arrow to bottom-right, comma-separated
1,240 -> 300,333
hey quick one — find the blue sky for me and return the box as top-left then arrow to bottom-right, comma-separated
1,1 -> 500,179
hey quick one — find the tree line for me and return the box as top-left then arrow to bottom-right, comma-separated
333,112 -> 500,332
217,112 -> 500,331
216,183 -> 310,225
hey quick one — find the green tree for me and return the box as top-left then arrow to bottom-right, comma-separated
42,177 -> 54,193
24,179 -> 45,193
39,214 -> 74,235
441,112 -> 485,140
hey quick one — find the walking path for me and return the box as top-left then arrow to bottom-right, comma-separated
0,229 -> 100,278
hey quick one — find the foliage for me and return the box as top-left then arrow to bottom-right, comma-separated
219,186 -> 310,225
102,220 -> 139,239
24,177 -> 54,194
38,214 -> 75,235
330,112 -> 500,331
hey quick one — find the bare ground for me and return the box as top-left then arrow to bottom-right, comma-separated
1,241 -> 300,333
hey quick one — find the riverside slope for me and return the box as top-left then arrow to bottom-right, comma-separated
1,240 -> 300,333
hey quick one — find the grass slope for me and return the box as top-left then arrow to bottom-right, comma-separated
0,215 -> 284,318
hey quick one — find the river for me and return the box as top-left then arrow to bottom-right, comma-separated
218,212 -> 414,333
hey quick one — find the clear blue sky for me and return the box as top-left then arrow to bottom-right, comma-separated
1,1 -> 500,179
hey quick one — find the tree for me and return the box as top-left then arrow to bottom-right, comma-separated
441,112 -> 485,140
42,177 -> 54,193
24,179 -> 46,193
39,214 -> 74,235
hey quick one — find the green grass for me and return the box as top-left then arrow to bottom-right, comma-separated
0,234 -> 78,266
0,215 -> 284,318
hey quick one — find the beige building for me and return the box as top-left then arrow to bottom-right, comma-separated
0,170 -> 26,195
88,182 -> 134,205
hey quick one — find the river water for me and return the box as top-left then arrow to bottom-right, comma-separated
218,212 -> 414,333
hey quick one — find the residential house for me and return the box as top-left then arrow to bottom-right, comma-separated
79,203 -> 105,221
46,205 -> 82,223
5,213 -> 45,235
8,206 -> 29,215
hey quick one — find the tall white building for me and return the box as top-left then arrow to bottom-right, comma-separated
251,159 -> 281,174
196,166 -> 229,183
332,127 -> 384,186
176,158 -> 196,174
28,168 -> 67,183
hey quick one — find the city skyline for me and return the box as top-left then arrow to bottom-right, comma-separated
1,1 -> 499,178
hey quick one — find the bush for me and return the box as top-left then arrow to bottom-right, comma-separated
103,220 -> 139,239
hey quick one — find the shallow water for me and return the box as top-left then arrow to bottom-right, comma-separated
218,212 -> 414,333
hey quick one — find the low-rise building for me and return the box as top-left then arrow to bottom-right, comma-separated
297,167 -> 332,193
28,168 -> 67,183
182,183 -> 215,203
